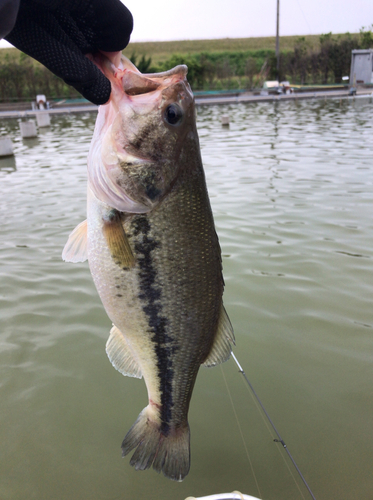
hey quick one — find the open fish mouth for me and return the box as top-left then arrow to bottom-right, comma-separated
94,53 -> 189,100
87,54 -> 195,214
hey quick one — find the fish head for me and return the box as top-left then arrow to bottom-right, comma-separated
88,55 -> 195,213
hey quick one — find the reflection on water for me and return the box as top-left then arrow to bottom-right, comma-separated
0,99 -> 372,500
0,155 -> 16,174
21,137 -> 41,149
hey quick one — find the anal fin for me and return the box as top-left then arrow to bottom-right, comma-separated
103,210 -> 135,269
106,325 -> 142,379
62,220 -> 88,263
203,305 -> 235,367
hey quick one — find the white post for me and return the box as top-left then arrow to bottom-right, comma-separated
221,115 -> 230,126
0,136 -> 14,156
36,112 -> 51,128
20,120 -> 38,138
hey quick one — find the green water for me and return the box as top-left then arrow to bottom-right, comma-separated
0,97 -> 372,500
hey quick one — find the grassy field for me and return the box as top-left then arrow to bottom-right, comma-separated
0,33 -> 357,65
0,33 -> 362,100
122,34 -> 351,64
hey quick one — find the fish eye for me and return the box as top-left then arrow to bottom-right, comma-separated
164,104 -> 183,126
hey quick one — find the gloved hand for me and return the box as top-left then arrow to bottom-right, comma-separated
4,0 -> 133,105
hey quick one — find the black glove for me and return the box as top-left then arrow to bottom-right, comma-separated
5,0 -> 133,105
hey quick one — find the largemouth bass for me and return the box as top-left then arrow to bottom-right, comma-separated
63,55 -> 234,481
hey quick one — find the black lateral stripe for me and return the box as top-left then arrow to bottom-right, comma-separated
132,215 -> 175,435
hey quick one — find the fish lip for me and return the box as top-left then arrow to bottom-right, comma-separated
90,55 -> 190,107
121,72 -> 161,96
144,64 -> 188,80
95,54 -> 189,100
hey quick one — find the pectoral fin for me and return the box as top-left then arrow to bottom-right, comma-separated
106,325 -> 142,379
103,210 -> 135,269
62,220 -> 88,263
203,305 -> 235,367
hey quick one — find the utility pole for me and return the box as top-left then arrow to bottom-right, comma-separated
276,0 -> 280,81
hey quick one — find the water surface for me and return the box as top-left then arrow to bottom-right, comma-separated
0,97 -> 372,500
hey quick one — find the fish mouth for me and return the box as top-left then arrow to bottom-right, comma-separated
88,55 -> 194,213
93,54 -> 188,100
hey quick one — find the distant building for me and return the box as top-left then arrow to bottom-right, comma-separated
350,49 -> 373,85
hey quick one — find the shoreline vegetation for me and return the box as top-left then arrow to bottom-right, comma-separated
0,28 -> 372,102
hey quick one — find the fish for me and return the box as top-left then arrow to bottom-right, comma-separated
62,55 -> 234,481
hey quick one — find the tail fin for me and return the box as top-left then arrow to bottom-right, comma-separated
121,407 -> 190,481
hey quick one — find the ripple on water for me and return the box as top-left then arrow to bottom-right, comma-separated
0,99 -> 373,500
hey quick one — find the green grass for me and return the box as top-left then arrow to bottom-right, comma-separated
0,48 -> 22,62
122,34 -> 357,65
0,33 -> 360,66
0,48 -> 45,66
0,33 -> 363,99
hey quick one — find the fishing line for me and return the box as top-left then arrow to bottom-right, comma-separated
230,352 -> 317,500
221,359 -> 304,500
234,361 -> 307,500
220,365 -> 262,499
294,0 -> 312,34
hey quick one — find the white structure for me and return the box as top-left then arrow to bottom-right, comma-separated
36,94 -> 47,109
20,120 -> 37,138
221,115 -> 230,126
263,80 -> 279,90
36,112 -> 51,128
350,49 -> 373,85
0,136 -> 14,156
185,493 -> 261,500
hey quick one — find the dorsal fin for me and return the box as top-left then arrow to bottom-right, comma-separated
203,305 -> 235,367
106,325 -> 142,379
62,220 -> 88,263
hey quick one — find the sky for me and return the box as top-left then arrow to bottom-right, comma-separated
0,0 -> 372,48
